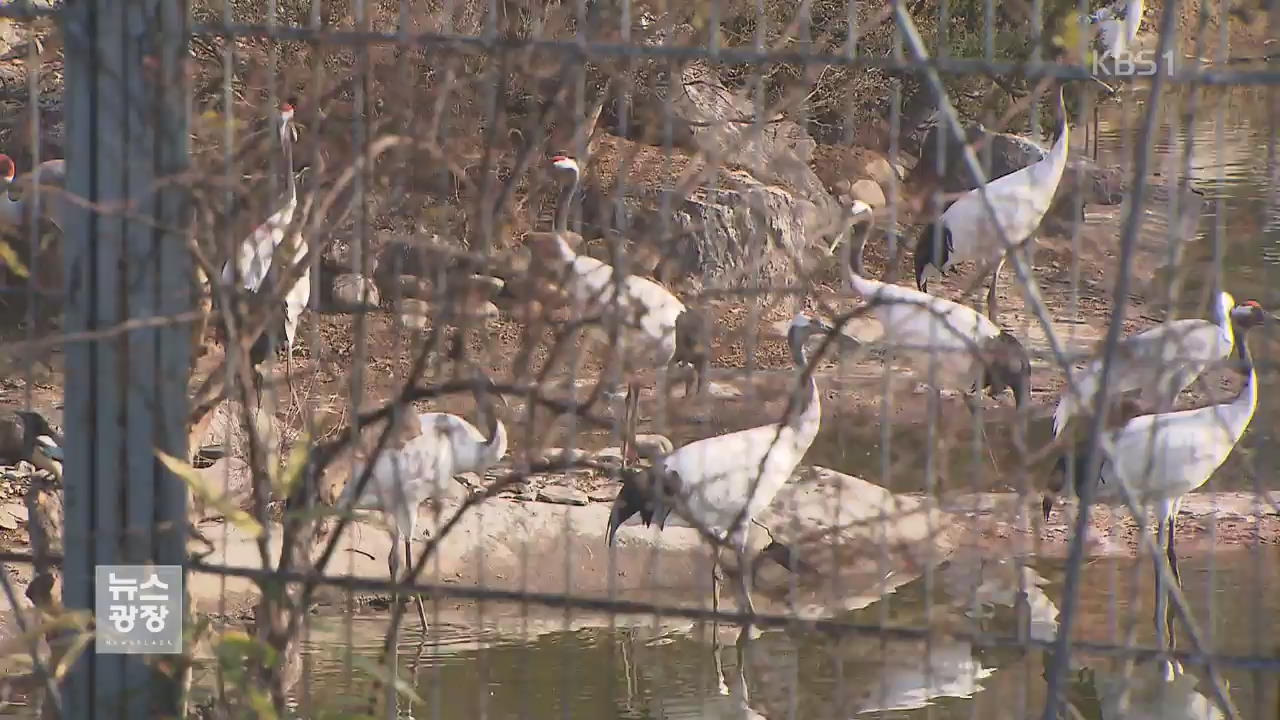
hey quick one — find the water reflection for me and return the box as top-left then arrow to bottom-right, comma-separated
1091,659 -> 1227,720
275,547 -> 1280,720
940,549 -> 1060,643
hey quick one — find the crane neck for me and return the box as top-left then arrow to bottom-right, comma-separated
280,115 -> 297,209
473,393 -> 509,470
786,328 -> 821,423
0,189 -> 21,227
1233,322 -> 1256,404
553,169 -> 580,236
480,417 -> 508,470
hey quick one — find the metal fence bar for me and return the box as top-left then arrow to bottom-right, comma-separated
59,0 -> 191,717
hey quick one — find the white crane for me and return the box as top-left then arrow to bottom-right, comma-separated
1090,0 -> 1144,63
1043,300 -> 1271,660
216,99 -> 306,397
606,312 -> 833,629
0,154 -> 67,233
842,227 -> 1032,409
1096,660 -> 1225,720
336,374 -> 510,627
1052,290 -> 1248,439
912,85 -> 1070,318
1082,0 -> 1144,155
525,154 -> 709,459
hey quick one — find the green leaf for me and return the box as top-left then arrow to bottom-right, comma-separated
247,690 -> 279,720
0,240 -> 30,279
1056,10 -> 1086,56
158,449 -> 265,539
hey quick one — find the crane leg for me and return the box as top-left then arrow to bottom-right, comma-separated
621,381 -> 641,467
1153,512 -> 1178,675
387,530 -> 402,613
711,546 -> 723,620
1163,511 -> 1181,652
734,536 -> 761,640
985,255 -> 1007,321
285,339 -> 301,417
407,538 -> 429,631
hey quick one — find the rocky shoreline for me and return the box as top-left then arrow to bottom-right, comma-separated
2,461 -> 1275,623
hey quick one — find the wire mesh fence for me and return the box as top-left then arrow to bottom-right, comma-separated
0,0 -> 1277,717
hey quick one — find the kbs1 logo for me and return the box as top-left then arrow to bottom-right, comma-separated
1093,49 -> 1178,78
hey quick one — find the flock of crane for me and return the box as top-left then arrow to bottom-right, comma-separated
0,0 -> 1268,678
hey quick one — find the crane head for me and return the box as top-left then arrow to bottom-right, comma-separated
0,154 -> 14,183
1230,299 -> 1273,329
550,154 -> 580,176
787,313 -> 834,342
1043,454 -> 1072,522
981,330 -> 1032,410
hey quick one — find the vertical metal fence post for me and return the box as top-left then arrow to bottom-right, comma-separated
61,0 -> 191,717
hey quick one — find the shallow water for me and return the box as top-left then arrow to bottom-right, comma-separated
274,545 -> 1280,719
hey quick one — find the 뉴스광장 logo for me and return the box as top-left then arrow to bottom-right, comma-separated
95,565 -> 183,655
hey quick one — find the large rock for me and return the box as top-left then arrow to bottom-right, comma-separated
912,124 -> 1126,220
189,400 -> 283,469
848,179 -> 887,210
914,124 -> 1044,186
330,273 -> 381,311
747,466 -> 959,617
578,137 -> 819,289
190,457 -> 255,523
810,144 -> 901,194
667,170 -> 812,287
633,64 -> 836,228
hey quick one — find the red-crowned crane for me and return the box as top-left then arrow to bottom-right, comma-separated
1052,290 -> 1249,439
525,154 -> 709,461
841,218 -> 1031,410
606,312 -> 834,633
1043,300 -> 1272,671
912,85 -> 1070,318
215,99 -> 307,399
0,154 -> 67,233
1090,0 -> 1144,63
335,372 -> 510,628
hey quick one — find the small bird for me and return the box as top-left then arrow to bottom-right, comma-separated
0,154 -> 67,233
606,312 -> 833,628
0,410 -> 64,479
335,372 -> 509,627
1052,290 -> 1248,439
1043,300 -> 1272,657
842,228 -> 1031,410
525,154 -> 709,459
912,85 -> 1070,318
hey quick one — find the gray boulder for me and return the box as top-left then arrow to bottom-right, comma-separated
912,124 -> 1127,222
